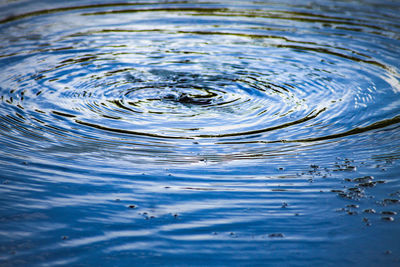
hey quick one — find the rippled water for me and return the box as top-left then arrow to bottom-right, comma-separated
1,0 -> 400,265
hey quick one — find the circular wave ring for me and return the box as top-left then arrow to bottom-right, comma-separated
0,1 -> 399,160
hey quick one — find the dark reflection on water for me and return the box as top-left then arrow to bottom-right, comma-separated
1,0 -> 400,265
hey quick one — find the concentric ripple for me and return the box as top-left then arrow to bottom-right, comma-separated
1,0 -> 400,265
1,1 -> 400,163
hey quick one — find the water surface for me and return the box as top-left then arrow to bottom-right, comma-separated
1,0 -> 400,266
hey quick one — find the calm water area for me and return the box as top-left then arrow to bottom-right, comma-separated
1,0 -> 400,266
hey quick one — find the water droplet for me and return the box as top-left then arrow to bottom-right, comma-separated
383,199 -> 399,204
358,182 -> 376,188
381,211 -> 397,215
381,216 -> 395,221
331,189 -> 344,193
363,209 -> 376,214
353,176 -> 374,182
268,233 -> 284,238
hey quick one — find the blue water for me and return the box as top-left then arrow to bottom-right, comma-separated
1,0 -> 400,266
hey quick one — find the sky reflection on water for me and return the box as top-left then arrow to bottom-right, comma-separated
0,0 -> 400,266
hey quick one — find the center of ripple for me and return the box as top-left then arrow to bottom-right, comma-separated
86,67 -> 302,137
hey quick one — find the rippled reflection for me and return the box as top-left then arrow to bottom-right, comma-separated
0,0 -> 400,265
